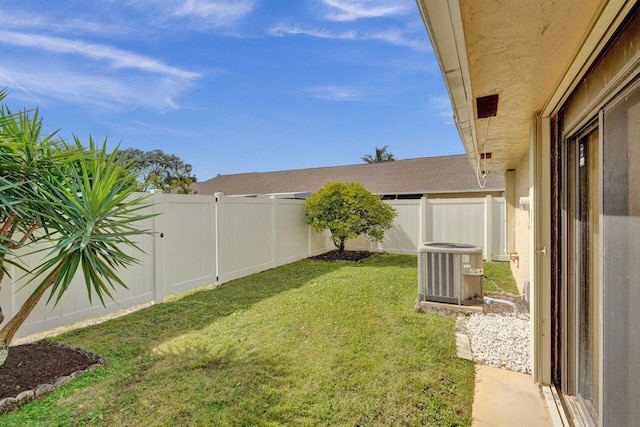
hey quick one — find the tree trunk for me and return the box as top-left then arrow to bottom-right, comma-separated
0,264 -> 62,365
0,218 -> 39,352
338,239 -> 345,253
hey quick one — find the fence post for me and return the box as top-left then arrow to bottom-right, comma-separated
271,196 -> 278,267
152,191 -> 167,303
214,193 -> 224,284
484,195 -> 493,261
419,196 -> 427,246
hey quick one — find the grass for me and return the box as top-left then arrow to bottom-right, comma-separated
3,254 -> 475,426
482,261 -> 520,295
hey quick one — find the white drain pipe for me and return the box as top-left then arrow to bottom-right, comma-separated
483,297 -> 519,317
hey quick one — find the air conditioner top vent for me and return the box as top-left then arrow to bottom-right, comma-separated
418,242 -> 482,254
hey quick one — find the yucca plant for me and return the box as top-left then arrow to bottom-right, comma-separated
0,94 -> 153,364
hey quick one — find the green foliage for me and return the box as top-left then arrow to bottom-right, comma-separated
3,255 -> 474,426
114,148 -> 196,193
0,91 -> 153,351
31,136 -> 155,306
304,181 -> 396,251
362,145 -> 395,163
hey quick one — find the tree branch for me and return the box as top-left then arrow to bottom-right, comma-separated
0,212 -> 16,237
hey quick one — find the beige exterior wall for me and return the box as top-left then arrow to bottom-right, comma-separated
505,152 -> 531,294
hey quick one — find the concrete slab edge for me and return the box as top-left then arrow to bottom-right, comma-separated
455,332 -> 473,360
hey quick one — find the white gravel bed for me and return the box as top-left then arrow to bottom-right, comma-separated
462,313 -> 531,374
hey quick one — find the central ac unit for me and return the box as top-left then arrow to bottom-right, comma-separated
417,242 -> 483,306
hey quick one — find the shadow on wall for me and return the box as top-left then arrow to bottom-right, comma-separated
382,226 -> 418,254
344,226 -> 417,254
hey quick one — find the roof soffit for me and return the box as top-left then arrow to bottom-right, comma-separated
419,0 -> 624,173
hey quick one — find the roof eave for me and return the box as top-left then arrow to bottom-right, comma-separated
416,0 -> 478,171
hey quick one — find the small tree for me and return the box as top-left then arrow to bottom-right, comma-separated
0,93 -> 153,365
362,145 -> 395,163
305,181 -> 396,253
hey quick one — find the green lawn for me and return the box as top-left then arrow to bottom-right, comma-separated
3,254 -> 474,426
482,261 -> 520,295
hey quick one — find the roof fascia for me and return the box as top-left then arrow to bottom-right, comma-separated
416,0 -> 478,165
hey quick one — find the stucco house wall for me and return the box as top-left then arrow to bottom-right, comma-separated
513,152 -> 531,294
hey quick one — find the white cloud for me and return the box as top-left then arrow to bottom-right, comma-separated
318,0 -> 412,22
269,23 -> 428,50
0,30 -> 201,111
125,0 -> 256,29
173,0 -> 255,26
0,31 -> 200,80
306,86 -> 362,101
365,28 -> 427,50
428,96 -> 452,110
111,120 -> 205,139
0,1 -> 256,36
269,23 -> 356,40
0,63 -> 189,111
0,12 -> 137,37
429,95 -> 454,124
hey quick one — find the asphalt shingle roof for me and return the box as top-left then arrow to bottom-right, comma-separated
192,154 -> 504,196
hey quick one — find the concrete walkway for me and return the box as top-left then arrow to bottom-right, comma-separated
472,365 -> 556,426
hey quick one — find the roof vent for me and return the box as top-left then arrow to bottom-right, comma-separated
476,94 -> 498,118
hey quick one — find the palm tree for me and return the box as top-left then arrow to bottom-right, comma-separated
361,145 -> 395,163
0,94 -> 152,364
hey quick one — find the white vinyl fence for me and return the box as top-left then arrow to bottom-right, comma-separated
0,192 -> 503,339
346,196 -> 507,261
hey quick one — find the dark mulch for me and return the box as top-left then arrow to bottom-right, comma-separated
0,341 -> 103,401
308,250 -> 379,263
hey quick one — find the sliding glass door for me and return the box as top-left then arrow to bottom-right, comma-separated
562,124 -> 600,425
558,77 -> 640,426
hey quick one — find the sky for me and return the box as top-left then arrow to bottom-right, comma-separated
0,0 -> 463,182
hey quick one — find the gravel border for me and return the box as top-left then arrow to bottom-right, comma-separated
459,313 -> 530,374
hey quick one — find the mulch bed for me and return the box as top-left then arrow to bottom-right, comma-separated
308,250 -> 380,263
0,341 -> 105,413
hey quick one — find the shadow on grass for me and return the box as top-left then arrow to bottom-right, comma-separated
311,252 -> 418,270
3,253 -> 472,427
56,259 -> 343,357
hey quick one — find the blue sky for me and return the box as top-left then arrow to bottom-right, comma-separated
0,0 -> 462,181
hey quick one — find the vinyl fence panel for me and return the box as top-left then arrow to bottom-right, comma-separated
428,198 -> 487,256
345,197 -> 505,260
2,192 -> 506,340
492,197 -> 508,260
216,196 -> 276,283
275,200 -> 314,265
380,200 -> 422,253
344,200 -> 422,254
216,196 -> 334,283
154,194 -> 216,300
6,196 -> 156,338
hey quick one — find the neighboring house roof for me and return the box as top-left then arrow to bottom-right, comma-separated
192,154 -> 504,196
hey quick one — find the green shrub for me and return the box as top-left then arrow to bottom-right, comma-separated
304,181 -> 396,252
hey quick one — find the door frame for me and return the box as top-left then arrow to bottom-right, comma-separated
558,117 -> 603,427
